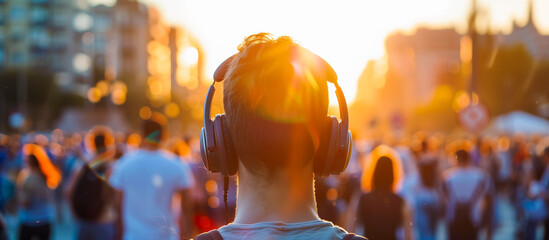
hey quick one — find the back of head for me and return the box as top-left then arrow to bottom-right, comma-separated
27,154 -> 42,173
455,149 -> 470,166
223,33 -> 330,176
372,156 -> 394,192
86,126 -> 115,157
142,113 -> 167,145
94,135 -> 107,155
418,160 -> 437,189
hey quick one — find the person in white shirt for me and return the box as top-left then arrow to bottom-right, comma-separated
109,115 -> 195,240
443,149 -> 492,240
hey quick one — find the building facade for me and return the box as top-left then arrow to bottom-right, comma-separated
500,0 -> 549,60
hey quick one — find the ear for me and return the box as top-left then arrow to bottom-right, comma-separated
214,55 -> 236,82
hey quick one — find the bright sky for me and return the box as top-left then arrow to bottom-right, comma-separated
90,0 -> 549,103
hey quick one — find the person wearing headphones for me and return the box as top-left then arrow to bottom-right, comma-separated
195,33 -> 365,240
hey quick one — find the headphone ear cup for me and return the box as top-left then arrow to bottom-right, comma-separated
200,124 -> 221,173
314,117 -> 339,177
199,128 -> 210,169
331,130 -> 353,174
313,118 -> 328,176
220,115 -> 238,176
213,115 -> 229,176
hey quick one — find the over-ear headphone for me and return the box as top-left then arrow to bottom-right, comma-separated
200,51 -> 353,178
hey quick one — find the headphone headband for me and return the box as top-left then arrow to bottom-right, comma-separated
204,51 -> 350,153
201,46 -> 352,178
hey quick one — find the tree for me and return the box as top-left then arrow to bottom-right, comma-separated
477,44 -> 535,116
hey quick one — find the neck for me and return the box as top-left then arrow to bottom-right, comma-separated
233,161 -> 320,224
458,162 -> 470,168
143,142 -> 160,151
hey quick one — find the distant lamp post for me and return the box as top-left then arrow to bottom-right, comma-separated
180,47 -> 199,65
87,87 -> 102,103
164,102 -> 180,118
73,12 -> 93,32
111,81 -> 127,105
176,46 -> 200,89
73,53 -> 91,73
139,106 -> 152,120
96,80 -> 109,96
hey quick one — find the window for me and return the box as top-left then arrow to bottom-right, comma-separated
94,15 -> 111,31
30,7 -> 48,24
10,26 -> 25,41
52,32 -> 67,50
11,52 -> 25,65
0,48 -> 4,66
9,6 -> 25,22
30,27 -> 50,48
30,0 -> 49,4
52,11 -> 69,27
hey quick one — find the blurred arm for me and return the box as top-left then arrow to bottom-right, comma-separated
16,171 -> 31,208
179,189 -> 194,240
115,190 -> 124,240
402,203 -> 413,240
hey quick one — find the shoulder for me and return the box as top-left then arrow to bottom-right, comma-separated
392,192 -> 405,203
17,169 -> 31,186
119,149 -> 145,162
113,150 -> 141,168
442,167 -> 458,180
20,172 -> 44,190
465,167 -> 489,182
217,220 -> 350,240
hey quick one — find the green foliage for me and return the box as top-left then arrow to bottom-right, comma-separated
522,61 -> 549,114
0,69 -> 55,131
477,44 -> 536,116
117,72 -> 148,129
0,69 -> 86,131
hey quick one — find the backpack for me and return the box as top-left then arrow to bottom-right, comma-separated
70,160 -> 114,221
194,229 -> 367,240
449,180 -> 484,232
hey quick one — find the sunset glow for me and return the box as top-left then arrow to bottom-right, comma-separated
89,0 -> 549,104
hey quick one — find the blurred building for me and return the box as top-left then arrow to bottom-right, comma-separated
147,7 -> 207,135
91,0 -> 148,82
384,28 -> 462,111
0,0 -> 89,77
0,0 -> 149,87
112,0 -> 148,83
501,0 -> 549,60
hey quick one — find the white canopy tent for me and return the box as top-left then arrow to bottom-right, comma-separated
484,111 -> 549,135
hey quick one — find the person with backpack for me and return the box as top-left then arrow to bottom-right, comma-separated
194,33 -> 365,240
409,158 -> 443,240
17,143 -> 61,240
522,163 -> 548,240
442,149 -> 492,240
68,126 -> 119,240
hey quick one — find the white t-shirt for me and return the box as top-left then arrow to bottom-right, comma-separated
218,220 -> 350,240
109,149 -> 194,240
442,166 -> 491,225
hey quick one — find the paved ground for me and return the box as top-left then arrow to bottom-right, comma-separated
3,194 -> 541,240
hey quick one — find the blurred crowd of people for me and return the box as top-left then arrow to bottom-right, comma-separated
317,132 -> 549,240
1,122 -> 549,240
